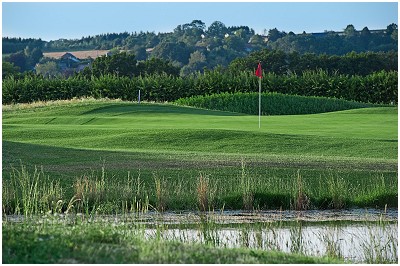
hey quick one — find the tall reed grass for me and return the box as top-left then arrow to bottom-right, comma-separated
2,163 -> 397,215
197,174 -> 209,212
240,160 -> 254,211
2,164 -> 64,216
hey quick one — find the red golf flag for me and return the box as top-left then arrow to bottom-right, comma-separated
255,62 -> 262,78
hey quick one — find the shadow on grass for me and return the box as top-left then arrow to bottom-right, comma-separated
82,103 -> 245,116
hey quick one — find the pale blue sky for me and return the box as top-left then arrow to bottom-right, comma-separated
2,1 -> 398,41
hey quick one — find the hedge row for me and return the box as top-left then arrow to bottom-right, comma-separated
175,92 -> 375,115
2,70 -> 397,105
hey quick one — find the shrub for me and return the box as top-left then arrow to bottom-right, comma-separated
2,70 -> 397,105
175,92 -> 375,115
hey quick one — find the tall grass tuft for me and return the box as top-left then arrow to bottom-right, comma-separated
320,226 -> 343,260
290,221 -> 304,254
292,171 -> 310,211
73,171 -> 106,214
2,164 -> 63,216
240,160 -> 254,211
154,175 -> 167,212
197,174 -> 209,212
361,220 -> 398,263
327,175 -> 347,209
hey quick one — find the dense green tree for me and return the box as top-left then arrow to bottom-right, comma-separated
145,32 -> 160,48
25,47 -> 43,69
180,51 -> 207,76
344,24 -> 357,37
360,27 -> 371,37
185,20 -> 206,31
267,28 -> 286,42
132,45 -> 147,60
224,35 -> 246,52
137,58 -> 180,76
88,52 -> 138,77
249,34 -> 265,46
151,41 -> 192,66
4,51 -> 27,72
35,61 -> 61,78
2,62 -> 20,78
386,23 -> 398,36
207,21 -> 228,38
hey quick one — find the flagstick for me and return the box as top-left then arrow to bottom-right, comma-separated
258,77 -> 261,128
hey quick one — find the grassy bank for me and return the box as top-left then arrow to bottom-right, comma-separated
2,219 -> 345,264
2,99 -> 397,214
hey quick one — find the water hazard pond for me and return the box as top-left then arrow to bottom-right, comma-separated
4,208 -> 398,263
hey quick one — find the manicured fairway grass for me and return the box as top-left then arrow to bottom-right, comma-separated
2,99 -> 398,212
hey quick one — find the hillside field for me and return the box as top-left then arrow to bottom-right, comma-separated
2,98 -> 398,212
43,50 -> 109,59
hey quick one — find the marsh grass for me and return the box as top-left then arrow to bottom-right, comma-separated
197,174 -> 209,212
154,175 -> 167,212
292,171 -> 310,211
320,225 -> 344,260
327,175 -> 347,209
198,214 -> 222,247
290,221 -> 304,254
2,164 -> 64,216
240,160 -> 254,211
361,219 -> 398,263
140,217 -> 397,263
3,218 -> 348,264
1,163 -> 397,215
74,173 -> 106,214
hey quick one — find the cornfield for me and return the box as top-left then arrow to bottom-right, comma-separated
2,70 -> 397,105
174,92 -> 375,115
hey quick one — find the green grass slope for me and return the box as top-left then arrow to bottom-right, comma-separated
3,101 -> 397,158
2,99 -> 398,211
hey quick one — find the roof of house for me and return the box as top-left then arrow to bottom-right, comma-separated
60,53 -> 80,63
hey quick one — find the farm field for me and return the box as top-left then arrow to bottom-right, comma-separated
42,50 -> 109,59
2,97 -> 398,263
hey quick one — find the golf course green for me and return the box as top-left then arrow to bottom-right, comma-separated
2,97 -> 398,264
2,98 -> 397,212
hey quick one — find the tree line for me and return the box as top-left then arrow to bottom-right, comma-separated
229,49 -> 397,76
2,21 -> 398,75
4,49 -> 397,80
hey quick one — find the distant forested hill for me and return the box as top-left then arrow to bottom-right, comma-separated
2,21 -> 398,75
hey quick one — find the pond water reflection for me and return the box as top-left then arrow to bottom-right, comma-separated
144,222 -> 397,263
4,208 -> 398,263
140,208 -> 398,263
